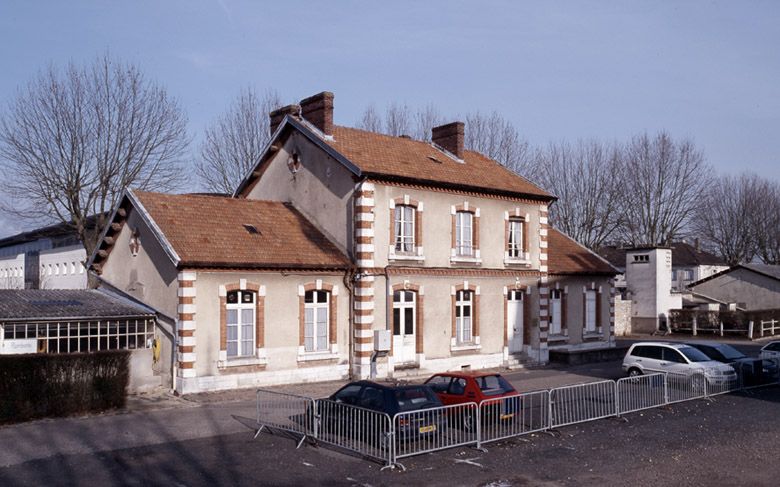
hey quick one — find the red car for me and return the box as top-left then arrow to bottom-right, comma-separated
424,372 -> 519,429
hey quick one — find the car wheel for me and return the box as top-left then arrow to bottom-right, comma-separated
628,368 -> 643,378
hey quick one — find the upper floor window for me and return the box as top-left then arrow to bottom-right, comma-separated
455,211 -> 474,257
226,290 -> 255,358
394,205 -> 416,253
507,219 -> 525,258
304,290 -> 330,352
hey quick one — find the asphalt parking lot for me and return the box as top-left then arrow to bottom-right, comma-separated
1,336 -> 777,486
2,385 -> 778,486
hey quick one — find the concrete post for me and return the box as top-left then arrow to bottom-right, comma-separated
692,316 -> 697,336
720,321 -> 724,337
748,321 -> 754,340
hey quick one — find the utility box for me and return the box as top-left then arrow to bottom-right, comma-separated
374,330 -> 391,352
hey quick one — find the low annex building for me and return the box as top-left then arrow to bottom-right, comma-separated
89,91 -> 617,394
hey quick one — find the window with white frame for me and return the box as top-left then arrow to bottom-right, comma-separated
455,211 -> 473,256
550,289 -> 562,335
507,219 -> 524,258
226,290 -> 255,358
393,290 -> 416,336
305,290 -> 329,352
455,289 -> 473,343
585,290 -> 597,332
394,205 -> 415,253
683,269 -> 694,280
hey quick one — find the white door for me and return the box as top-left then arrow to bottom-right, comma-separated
393,290 -> 416,364
507,290 -> 524,353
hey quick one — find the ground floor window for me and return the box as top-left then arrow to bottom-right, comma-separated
455,289 -> 473,344
226,290 -> 256,357
550,289 -> 562,335
585,290 -> 597,332
305,290 -> 330,352
1,319 -> 155,354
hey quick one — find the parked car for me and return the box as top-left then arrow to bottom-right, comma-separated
759,341 -> 780,361
424,372 -> 518,429
622,342 -> 737,388
686,340 -> 777,383
325,380 -> 444,443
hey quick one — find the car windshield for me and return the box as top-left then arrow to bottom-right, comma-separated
679,347 -> 712,362
474,375 -> 515,396
394,387 -> 440,412
716,345 -> 746,360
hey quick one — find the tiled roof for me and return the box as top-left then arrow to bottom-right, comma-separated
0,290 -> 155,322
743,264 -> 780,281
324,126 -> 553,200
547,228 -> 617,275
133,191 -> 350,270
597,242 -> 726,270
670,242 -> 726,266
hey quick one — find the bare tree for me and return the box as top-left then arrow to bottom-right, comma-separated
465,111 -> 535,179
412,103 -> 442,142
0,55 -> 189,259
693,174 -> 760,266
752,178 -> 780,264
617,132 -> 711,246
196,87 -> 281,195
535,140 -> 623,249
384,102 -> 412,137
357,104 -> 383,133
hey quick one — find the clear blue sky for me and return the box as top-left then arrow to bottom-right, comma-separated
1,1 -> 778,236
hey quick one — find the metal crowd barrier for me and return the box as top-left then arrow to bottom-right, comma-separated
255,389 -> 316,448
616,373 -> 666,415
392,403 -> 478,462
316,399 -> 392,464
664,372 -> 708,404
479,390 -> 550,445
549,380 -> 616,428
255,362 -> 780,468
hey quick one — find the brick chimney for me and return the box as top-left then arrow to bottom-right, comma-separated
300,91 -> 334,136
432,121 -> 465,159
269,104 -> 301,136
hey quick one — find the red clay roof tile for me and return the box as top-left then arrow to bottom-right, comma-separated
547,228 -> 616,275
324,126 -> 553,200
133,191 -> 349,269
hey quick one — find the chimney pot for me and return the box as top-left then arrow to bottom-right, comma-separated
432,121 -> 465,160
269,104 -> 301,136
299,91 -> 334,135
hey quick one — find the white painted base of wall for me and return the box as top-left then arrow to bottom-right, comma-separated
175,363 -> 350,394
547,340 -> 614,352
389,352 -> 505,379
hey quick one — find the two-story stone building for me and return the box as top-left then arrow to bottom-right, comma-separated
89,91 -> 616,394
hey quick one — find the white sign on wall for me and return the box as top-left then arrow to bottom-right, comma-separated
0,338 -> 38,355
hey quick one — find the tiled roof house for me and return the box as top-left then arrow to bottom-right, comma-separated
90,91 -> 617,394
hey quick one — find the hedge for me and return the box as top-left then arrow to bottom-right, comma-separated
0,350 -> 129,424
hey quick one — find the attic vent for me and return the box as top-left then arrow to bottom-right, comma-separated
427,155 -> 443,164
243,224 -> 260,235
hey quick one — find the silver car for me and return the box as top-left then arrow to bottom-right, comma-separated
622,342 -> 738,386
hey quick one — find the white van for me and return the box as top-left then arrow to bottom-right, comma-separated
622,342 -> 737,386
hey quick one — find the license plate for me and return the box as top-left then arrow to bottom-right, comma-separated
500,413 -> 515,420
419,425 -> 437,433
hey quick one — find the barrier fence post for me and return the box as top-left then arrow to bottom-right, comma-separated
748,321 -> 754,339
663,374 -> 669,405
615,381 -> 620,417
